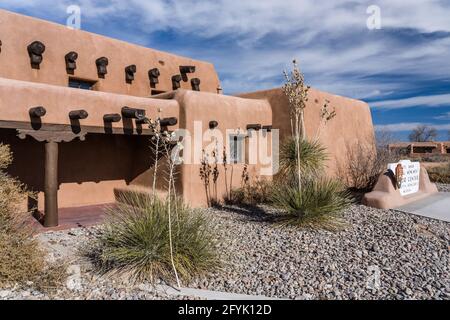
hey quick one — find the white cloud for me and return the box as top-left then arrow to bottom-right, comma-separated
1,0 -> 450,99
370,94 -> 450,109
6,0 -> 450,35
375,122 -> 450,132
435,112 -> 450,120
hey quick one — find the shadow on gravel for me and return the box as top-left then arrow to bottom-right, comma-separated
347,189 -> 369,204
211,203 -> 280,223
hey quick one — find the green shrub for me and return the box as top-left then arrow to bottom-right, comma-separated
271,177 -> 353,230
86,193 -> 219,283
279,138 -> 328,178
0,144 -> 64,290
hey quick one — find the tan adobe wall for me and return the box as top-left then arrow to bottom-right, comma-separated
0,9 -> 376,210
174,90 -> 273,207
0,9 -> 221,96
0,77 -> 179,128
0,78 -> 273,208
0,77 -> 179,209
239,87 -> 376,176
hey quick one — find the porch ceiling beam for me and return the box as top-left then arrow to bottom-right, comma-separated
0,120 -> 155,136
17,129 -> 87,143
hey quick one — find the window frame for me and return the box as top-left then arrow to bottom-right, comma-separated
229,134 -> 245,164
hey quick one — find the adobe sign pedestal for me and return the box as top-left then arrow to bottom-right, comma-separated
363,160 -> 439,210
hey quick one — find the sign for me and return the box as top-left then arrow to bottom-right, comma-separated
388,160 -> 420,196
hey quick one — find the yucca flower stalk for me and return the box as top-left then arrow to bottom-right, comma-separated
283,60 -> 310,191
161,130 -> 181,288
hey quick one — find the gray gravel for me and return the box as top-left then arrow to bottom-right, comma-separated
1,200 -> 449,300
189,204 -> 449,300
0,228 -> 199,301
437,183 -> 450,193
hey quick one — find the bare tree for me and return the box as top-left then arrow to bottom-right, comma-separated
408,125 -> 438,142
375,129 -> 396,151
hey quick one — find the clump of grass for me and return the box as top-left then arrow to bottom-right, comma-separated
86,193 -> 219,283
427,162 -> 450,183
271,177 -> 353,230
227,178 -> 273,206
0,144 -> 64,291
279,137 -> 328,178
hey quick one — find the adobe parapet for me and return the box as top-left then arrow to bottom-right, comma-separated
0,9 -> 221,97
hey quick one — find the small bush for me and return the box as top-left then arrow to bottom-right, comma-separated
226,179 -> 273,206
338,141 -> 400,192
279,138 -> 328,178
419,155 -> 449,163
0,144 -> 64,290
428,162 -> 450,183
86,193 -> 219,283
271,177 -> 353,230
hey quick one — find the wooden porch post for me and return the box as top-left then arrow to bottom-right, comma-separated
17,128 -> 87,228
44,140 -> 59,227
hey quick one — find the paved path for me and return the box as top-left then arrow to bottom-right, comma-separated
155,285 -> 281,300
397,193 -> 450,223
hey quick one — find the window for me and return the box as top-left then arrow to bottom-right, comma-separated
69,78 -> 97,90
413,147 -> 435,154
230,135 -> 244,164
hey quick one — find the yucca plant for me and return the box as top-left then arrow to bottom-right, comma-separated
86,193 -> 219,283
271,177 -> 353,230
279,137 -> 328,178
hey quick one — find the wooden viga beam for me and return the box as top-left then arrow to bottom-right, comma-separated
121,106 -> 146,120
246,124 -> 262,131
136,117 -> 178,127
29,106 -> 47,118
69,110 -> 89,120
103,113 -> 122,123
160,117 -> 178,127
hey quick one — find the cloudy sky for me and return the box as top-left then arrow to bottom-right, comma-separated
1,0 -> 449,141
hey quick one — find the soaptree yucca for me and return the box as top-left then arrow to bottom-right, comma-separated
271,176 -> 353,230
87,193 -> 218,283
282,60 -> 336,191
279,137 -> 328,179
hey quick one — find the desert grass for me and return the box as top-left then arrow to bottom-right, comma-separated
85,192 -> 219,284
0,144 -> 64,291
271,177 -> 353,230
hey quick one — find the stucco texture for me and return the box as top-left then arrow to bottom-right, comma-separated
0,9 -> 220,96
363,166 -> 439,209
0,9 -> 376,212
239,88 -> 376,176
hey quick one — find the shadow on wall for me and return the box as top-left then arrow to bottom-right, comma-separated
0,129 -> 159,208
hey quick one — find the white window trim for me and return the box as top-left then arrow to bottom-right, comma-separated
229,134 -> 245,164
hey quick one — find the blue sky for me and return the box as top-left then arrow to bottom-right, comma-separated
1,0 -> 449,141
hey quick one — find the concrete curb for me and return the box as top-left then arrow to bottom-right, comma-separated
155,285 -> 283,300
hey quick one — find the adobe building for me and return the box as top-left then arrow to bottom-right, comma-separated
389,141 -> 450,157
0,9 -> 375,228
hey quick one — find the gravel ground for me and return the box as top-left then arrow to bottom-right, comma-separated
0,228 -> 200,301
1,194 -> 449,300
437,183 -> 450,192
191,204 -> 449,300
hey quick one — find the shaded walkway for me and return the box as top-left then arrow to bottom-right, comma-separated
33,204 -> 112,233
